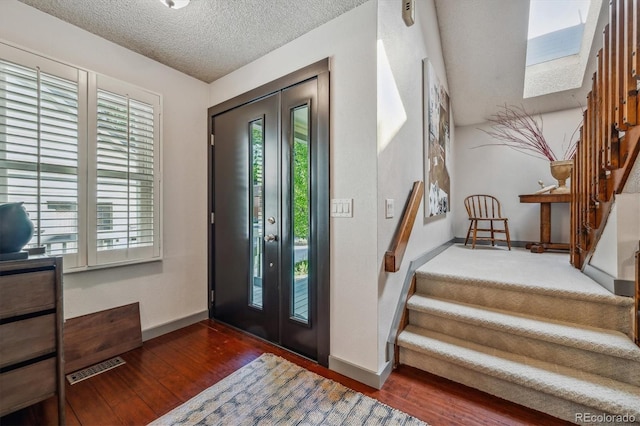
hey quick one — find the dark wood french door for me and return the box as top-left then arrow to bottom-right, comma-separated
209,65 -> 329,365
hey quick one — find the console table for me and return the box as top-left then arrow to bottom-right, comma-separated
518,193 -> 571,253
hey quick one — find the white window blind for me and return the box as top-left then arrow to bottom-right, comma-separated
90,76 -> 161,265
0,58 -> 80,260
1,42 -> 162,271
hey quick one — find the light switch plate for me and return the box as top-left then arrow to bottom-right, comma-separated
331,198 -> 353,217
385,199 -> 394,218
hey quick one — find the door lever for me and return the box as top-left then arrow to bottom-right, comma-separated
264,234 -> 278,242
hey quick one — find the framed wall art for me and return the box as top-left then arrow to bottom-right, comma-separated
423,58 -> 451,217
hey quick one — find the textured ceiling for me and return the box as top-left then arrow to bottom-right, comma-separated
17,0 -> 368,83
434,0 -> 608,126
17,0 -> 608,126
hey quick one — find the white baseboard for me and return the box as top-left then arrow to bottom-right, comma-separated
328,355 -> 392,390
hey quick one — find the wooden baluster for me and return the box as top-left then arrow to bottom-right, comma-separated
608,1 -> 621,168
589,71 -> 598,233
597,48 -> 608,206
604,19 -> 619,170
615,0 -> 627,130
585,88 -> 591,245
582,126 -> 589,264
633,0 -> 639,124
623,0 -> 638,127
570,136 -> 579,267
602,30 -> 610,171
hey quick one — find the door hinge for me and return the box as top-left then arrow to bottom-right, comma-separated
210,290 -> 215,303
210,212 -> 215,224
210,134 -> 215,146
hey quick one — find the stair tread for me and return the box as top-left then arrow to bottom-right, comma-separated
398,326 -> 640,415
415,246 -> 633,307
416,269 -> 634,307
407,294 -> 640,361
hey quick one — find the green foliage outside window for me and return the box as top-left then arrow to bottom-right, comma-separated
293,137 -> 309,241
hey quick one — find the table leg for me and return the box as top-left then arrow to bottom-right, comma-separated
529,202 -> 569,252
527,202 -> 552,253
540,202 -> 551,244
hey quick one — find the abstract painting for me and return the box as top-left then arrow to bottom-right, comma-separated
423,58 -> 451,217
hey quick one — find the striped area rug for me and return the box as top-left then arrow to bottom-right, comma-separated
148,353 -> 426,425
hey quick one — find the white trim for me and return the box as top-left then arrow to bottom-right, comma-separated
87,72 -> 98,267
328,355 -> 392,390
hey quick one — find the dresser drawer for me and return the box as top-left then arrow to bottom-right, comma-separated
0,270 -> 55,319
0,314 -> 56,368
0,357 -> 57,417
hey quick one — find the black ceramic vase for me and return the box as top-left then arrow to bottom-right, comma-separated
0,202 -> 34,254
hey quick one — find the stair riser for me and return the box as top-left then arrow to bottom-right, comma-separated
399,348 -> 633,424
409,310 -> 640,387
416,278 -> 631,334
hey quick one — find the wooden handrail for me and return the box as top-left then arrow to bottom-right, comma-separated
570,0 -> 640,270
384,181 -> 424,272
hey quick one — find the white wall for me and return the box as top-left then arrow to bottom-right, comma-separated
591,155 -> 640,281
376,0 -> 453,372
453,107 -> 584,244
1,1 -> 210,331
590,193 -> 640,280
209,1 -> 380,372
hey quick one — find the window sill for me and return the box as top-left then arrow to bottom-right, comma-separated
63,256 -> 163,274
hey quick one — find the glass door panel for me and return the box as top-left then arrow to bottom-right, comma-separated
291,106 -> 310,323
250,119 -> 264,309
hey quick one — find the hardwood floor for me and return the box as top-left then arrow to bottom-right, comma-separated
1,320 -> 572,426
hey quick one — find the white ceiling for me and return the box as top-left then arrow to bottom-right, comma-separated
434,0 -> 608,126
17,0 -> 608,126
17,0 -> 368,83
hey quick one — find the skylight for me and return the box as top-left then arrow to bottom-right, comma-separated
523,0 -> 600,99
527,0 -> 590,66
528,0 -> 590,40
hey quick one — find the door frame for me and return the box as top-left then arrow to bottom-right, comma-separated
207,59 -> 330,366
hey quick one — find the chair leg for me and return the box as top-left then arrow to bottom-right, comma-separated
472,220 -> 478,249
464,221 -> 473,246
490,220 -> 495,246
504,219 -> 511,250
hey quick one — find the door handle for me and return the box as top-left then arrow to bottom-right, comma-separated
264,234 -> 278,242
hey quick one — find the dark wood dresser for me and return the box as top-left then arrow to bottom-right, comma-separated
0,256 -> 65,424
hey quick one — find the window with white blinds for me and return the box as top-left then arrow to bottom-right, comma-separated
90,77 -> 160,265
0,56 -> 81,266
1,43 -> 162,270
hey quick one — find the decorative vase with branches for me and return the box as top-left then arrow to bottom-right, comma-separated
477,104 -> 579,194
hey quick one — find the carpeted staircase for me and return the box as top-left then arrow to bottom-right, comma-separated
396,246 -> 640,424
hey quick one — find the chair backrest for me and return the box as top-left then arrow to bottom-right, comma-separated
464,194 -> 504,219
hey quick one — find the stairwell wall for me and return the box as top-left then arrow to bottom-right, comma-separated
453,107 -> 584,245
376,0 -> 454,374
590,156 -> 640,281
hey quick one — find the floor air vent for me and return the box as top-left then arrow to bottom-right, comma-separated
66,356 -> 126,385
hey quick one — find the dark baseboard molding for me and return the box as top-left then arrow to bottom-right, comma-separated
583,264 -> 635,297
141,310 -> 209,342
452,237 -> 529,248
386,239 -> 455,364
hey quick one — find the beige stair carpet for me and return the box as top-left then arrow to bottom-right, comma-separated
397,245 -> 639,424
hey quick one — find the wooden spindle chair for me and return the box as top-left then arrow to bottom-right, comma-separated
464,195 -> 511,250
